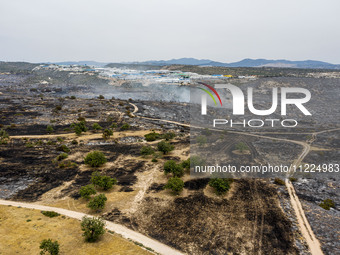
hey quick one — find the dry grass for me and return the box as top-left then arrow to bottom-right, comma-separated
0,205 -> 152,255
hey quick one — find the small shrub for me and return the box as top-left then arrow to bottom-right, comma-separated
102,129 -> 113,140
120,123 -> 130,131
164,160 -> 184,177
41,211 -> 60,218
235,142 -> 249,152
164,177 -> 184,195
71,121 -> 87,136
56,152 -> 68,161
55,105 -> 62,111
162,132 -> 176,141
91,171 -> 117,190
196,135 -> 207,146
79,184 -> 97,200
81,216 -> 105,242
157,141 -> 174,154
70,95 -> 76,99
57,144 -> 70,153
87,194 -> 107,211
319,199 -> 335,210
98,95 -> 105,99
209,178 -> 234,195
144,132 -> 160,142
84,151 -> 107,167
46,125 -> 54,133
92,123 -> 102,131
39,239 -> 60,255
274,178 -> 285,185
71,139 -> 78,145
140,146 -> 154,156
181,158 -> 190,169
289,177 -> 297,182
0,129 -> 9,144
151,158 -> 158,162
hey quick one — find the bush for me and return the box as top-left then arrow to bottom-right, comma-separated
91,171 -> 117,190
157,141 -> 174,154
164,160 -> 184,177
274,178 -> 285,185
39,239 -> 59,255
163,132 -> 176,141
84,151 -> 107,167
87,194 -> 107,211
0,129 -> 9,144
144,132 -> 161,142
289,177 -> 297,182
81,216 -> 105,242
164,177 -> 184,195
56,152 -> 68,161
46,125 -> 54,133
71,139 -> 78,145
70,95 -> 76,99
181,158 -> 190,169
209,178 -> 233,195
71,121 -> 87,135
196,135 -> 207,146
79,184 -> 97,199
98,95 -> 105,99
190,155 -> 205,168
235,142 -> 249,152
140,146 -> 154,156
57,144 -> 70,153
102,128 -> 113,140
92,123 -> 102,131
151,158 -> 158,162
120,123 -> 130,130
319,199 -> 335,210
41,211 -> 60,218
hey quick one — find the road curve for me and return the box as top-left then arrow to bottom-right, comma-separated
0,199 -> 184,255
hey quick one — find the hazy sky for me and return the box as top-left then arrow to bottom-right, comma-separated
1,0 -> 339,63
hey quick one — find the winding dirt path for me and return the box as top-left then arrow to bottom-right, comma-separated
0,199 -> 184,255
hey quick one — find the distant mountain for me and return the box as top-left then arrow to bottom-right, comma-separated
119,58 -> 340,69
50,61 -> 108,67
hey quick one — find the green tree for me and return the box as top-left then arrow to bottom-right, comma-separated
92,123 -> 102,131
120,123 -> 130,130
162,132 -> 176,141
87,194 -> 107,211
181,158 -> 190,170
46,125 -> 54,133
0,129 -> 9,144
84,151 -> 107,167
196,135 -> 207,146
39,239 -> 59,255
71,121 -> 87,136
102,128 -> 113,140
157,141 -> 174,154
164,177 -> 184,195
79,184 -> 97,200
57,144 -> 70,153
164,160 -> 184,177
144,132 -> 160,142
319,199 -> 335,210
56,152 -> 68,161
81,216 -> 106,242
235,142 -> 249,152
91,172 -> 117,190
140,146 -> 154,156
209,178 -> 233,195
